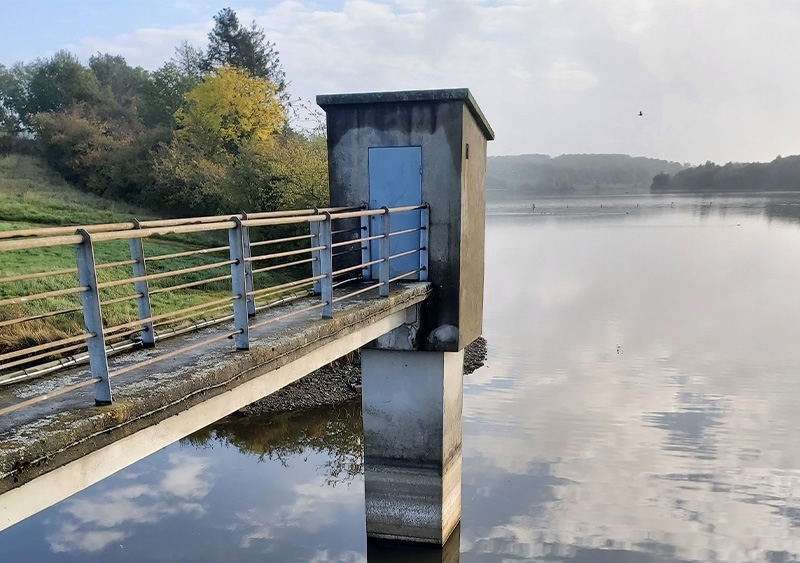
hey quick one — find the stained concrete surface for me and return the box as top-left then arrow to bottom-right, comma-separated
0,282 -> 430,495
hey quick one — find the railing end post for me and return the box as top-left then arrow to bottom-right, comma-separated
130,221 -> 155,347
74,230 -> 113,404
228,217 -> 250,350
239,212 -> 256,318
379,208 -> 390,297
320,212 -> 334,318
419,203 -> 429,282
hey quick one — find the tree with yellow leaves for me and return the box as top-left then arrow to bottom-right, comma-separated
176,66 -> 285,155
152,66 -> 289,215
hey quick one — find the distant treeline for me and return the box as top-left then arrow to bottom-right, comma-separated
0,8 -> 327,217
487,153 -> 686,195
651,156 -> 800,193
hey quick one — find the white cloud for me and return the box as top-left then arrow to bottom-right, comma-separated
231,475 -> 363,548
6,0 -> 800,163
547,59 -> 598,92
45,453 -> 211,554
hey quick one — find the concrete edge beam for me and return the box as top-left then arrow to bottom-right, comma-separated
0,283 -> 431,500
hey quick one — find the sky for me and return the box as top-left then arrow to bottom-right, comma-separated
1,0 -> 799,165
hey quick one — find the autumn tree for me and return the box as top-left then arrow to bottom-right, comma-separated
152,66 -> 287,214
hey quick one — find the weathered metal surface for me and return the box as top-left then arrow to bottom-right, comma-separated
227,218 -> 250,350
74,231 -> 112,404
128,232 -> 155,347
320,213 -> 334,318
368,146 -> 422,278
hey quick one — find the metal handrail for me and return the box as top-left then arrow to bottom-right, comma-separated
96,259 -> 138,270
0,206 -> 363,241
389,248 -> 423,261
1,340 -> 90,372
248,302 -> 328,331
0,305 -> 83,329
247,246 -> 323,263
102,295 -> 237,336
0,234 -> 83,251
100,293 -> 143,307
97,259 -> 235,290
249,234 -> 315,248
247,275 -> 324,298
0,267 -> 78,285
388,226 -> 425,238
145,246 -> 230,262
331,282 -> 384,303
333,258 -> 384,277
251,257 -> 315,275
148,274 -> 232,295
0,332 -> 93,363
242,214 -> 325,228
89,220 -> 237,242
0,202 -> 430,410
0,285 -> 88,308
108,329 -> 243,379
330,233 -> 383,248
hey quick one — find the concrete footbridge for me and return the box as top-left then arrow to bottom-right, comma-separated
0,89 -> 493,546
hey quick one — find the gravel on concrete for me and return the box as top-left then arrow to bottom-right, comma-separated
239,337 -> 487,415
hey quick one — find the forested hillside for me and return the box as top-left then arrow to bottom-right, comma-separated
487,154 -> 686,196
0,8 -> 327,219
651,156 -> 800,193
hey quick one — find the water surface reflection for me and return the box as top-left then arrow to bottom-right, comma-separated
4,194 -> 800,562
462,196 -> 800,562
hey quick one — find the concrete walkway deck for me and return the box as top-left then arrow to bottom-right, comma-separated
0,282 -> 430,530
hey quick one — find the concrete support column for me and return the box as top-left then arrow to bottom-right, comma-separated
361,348 -> 464,545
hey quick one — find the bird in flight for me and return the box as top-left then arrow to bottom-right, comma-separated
638,111 -> 643,116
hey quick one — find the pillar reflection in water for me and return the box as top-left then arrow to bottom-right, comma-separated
367,524 -> 460,563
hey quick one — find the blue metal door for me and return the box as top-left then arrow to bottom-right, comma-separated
368,146 -> 422,279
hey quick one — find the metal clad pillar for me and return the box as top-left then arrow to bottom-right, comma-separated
129,223 -> 154,347
228,218 -> 250,350
240,212 -> 256,317
74,229 -> 112,404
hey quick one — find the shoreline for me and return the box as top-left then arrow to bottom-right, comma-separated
238,337 -> 488,415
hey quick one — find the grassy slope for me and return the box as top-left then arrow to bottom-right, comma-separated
0,155 -> 156,228
0,155 -> 288,357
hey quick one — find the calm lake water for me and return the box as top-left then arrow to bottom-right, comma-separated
4,192 -> 800,562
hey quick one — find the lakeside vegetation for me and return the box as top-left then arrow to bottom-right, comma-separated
651,155 -> 800,193
0,8 -> 325,361
0,7 -> 327,219
487,153 -> 686,196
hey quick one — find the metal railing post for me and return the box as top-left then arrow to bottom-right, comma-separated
241,212 -> 256,317
129,220 -> 154,347
74,229 -> 112,404
360,207 -> 371,280
228,218 -> 250,350
320,212 -> 333,318
310,208 -> 322,294
379,207 -> 390,297
419,203 -> 429,282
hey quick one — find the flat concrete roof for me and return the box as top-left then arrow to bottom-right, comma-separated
316,88 -> 495,141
